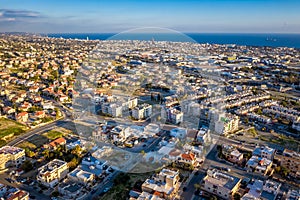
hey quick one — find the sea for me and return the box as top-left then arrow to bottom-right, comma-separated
46,33 -> 300,48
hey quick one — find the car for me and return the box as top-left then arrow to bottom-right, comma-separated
221,167 -> 231,172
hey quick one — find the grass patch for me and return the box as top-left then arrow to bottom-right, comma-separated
17,141 -> 37,149
0,118 -> 27,142
44,130 -> 64,140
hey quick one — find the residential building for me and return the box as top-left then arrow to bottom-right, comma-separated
141,168 -> 180,200
196,127 -> 211,144
68,168 -> 95,185
276,149 -> 300,178
242,179 -> 264,200
16,112 -> 28,123
253,146 -> 275,160
261,180 -> 281,200
58,180 -> 87,200
101,103 -> 123,117
0,184 -> 29,200
37,159 -> 69,187
0,146 -> 25,170
45,137 -> 66,150
285,189 -> 300,200
180,153 -> 197,166
202,169 -> 241,199
170,127 -> 187,139
245,156 -> 273,176
132,104 -> 152,120
122,97 -> 138,110
222,144 -> 243,164
165,107 -> 183,124
215,114 -> 239,136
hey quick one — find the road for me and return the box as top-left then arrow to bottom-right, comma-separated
8,104 -> 73,146
0,170 -> 51,200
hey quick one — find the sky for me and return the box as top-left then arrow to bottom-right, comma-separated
0,0 -> 300,33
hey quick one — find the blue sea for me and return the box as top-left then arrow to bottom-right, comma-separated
46,33 -> 300,48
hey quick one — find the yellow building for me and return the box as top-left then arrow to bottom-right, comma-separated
37,159 -> 69,188
0,146 -> 25,170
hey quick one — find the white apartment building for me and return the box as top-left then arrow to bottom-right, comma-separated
132,104 -> 152,120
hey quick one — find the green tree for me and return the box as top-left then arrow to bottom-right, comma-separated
25,149 -> 35,158
42,149 -> 50,159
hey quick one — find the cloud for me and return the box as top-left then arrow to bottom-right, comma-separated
0,9 -> 42,22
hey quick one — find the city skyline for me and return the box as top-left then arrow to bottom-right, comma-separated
1,0 -> 300,33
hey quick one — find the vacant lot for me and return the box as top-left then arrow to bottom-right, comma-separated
100,172 -> 152,200
0,118 -> 27,146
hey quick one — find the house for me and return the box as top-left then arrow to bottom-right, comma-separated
0,184 -> 29,200
0,146 -> 26,170
261,180 -> 281,200
242,179 -> 264,200
170,127 -> 187,139
42,101 -> 55,110
35,110 -> 45,119
47,137 -> 66,150
37,159 -> 69,188
202,169 -> 241,199
246,156 -> 273,176
58,180 -> 87,200
3,106 -> 15,115
285,189 -> 300,200
19,102 -> 32,112
16,112 -> 29,123
144,123 -> 160,137
180,153 -> 197,166
253,146 -> 275,161
222,144 -> 244,164
68,168 -> 95,185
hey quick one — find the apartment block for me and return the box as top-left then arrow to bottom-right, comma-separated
37,159 -> 69,187
0,146 -> 25,170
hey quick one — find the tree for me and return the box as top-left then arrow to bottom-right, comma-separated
68,157 -> 78,169
25,149 -> 35,158
21,160 -> 33,172
42,149 -> 50,159
194,183 -> 201,191
55,108 -> 61,119
233,193 -> 241,200
71,145 -> 82,157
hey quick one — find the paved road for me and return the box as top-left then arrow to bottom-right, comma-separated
0,171 -> 50,200
8,104 -> 73,146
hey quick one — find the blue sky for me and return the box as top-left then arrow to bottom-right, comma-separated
0,0 -> 299,33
